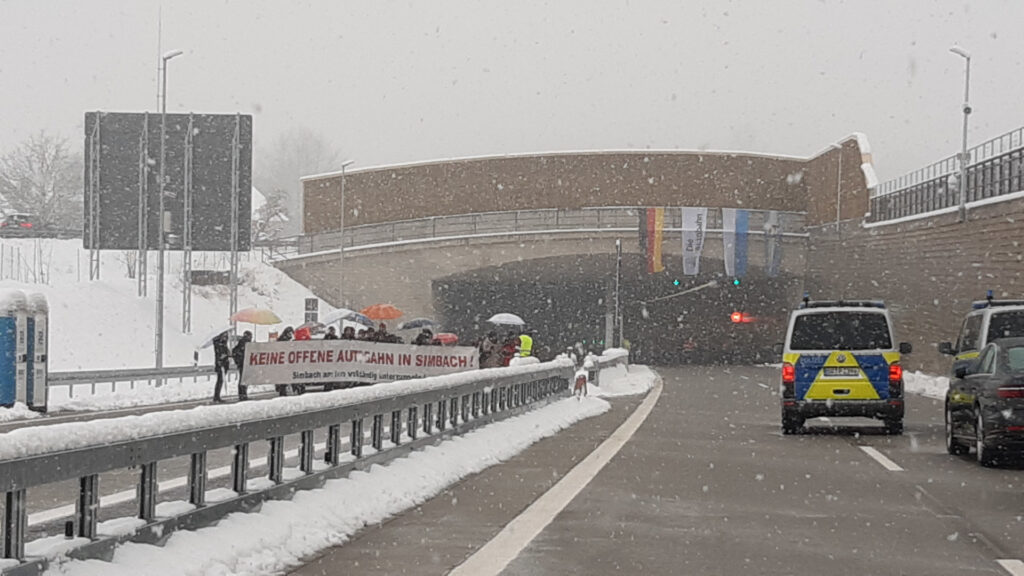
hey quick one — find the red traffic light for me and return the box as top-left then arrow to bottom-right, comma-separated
730,311 -> 755,323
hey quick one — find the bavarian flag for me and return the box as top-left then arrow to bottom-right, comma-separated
638,207 -> 665,274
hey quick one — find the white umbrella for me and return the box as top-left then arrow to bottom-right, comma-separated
487,313 -> 525,326
195,323 -> 233,350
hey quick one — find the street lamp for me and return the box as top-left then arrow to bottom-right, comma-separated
950,45 -> 971,223
155,48 -> 184,371
338,159 -> 355,307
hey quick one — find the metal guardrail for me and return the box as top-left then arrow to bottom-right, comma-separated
585,350 -> 629,388
283,207 -> 807,257
0,362 -> 573,574
46,365 -> 220,400
870,126 -> 1024,222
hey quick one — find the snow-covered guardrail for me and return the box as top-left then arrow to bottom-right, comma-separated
585,348 -> 629,387
47,365 -> 219,397
0,360 -> 573,575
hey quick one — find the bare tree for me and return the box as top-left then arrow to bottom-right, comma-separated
254,127 -> 340,236
252,187 -> 290,242
0,132 -> 84,230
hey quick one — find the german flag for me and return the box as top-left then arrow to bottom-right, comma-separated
638,207 -> 665,274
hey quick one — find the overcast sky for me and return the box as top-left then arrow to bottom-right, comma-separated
1,0 -> 1022,181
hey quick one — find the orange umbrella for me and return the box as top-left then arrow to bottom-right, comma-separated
230,307 -> 282,325
360,303 -> 403,321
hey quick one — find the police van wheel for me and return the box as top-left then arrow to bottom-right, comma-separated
884,418 -> 903,435
782,414 -> 803,435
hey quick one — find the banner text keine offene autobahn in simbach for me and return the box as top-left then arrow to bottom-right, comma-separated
241,340 -> 479,386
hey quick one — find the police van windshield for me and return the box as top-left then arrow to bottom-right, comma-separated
790,312 -> 892,351
987,311 -> 1024,343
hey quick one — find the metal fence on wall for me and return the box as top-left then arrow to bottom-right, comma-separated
870,127 -> 1024,222
283,207 -> 808,258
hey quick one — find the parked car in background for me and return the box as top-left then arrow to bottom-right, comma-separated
0,213 -> 40,236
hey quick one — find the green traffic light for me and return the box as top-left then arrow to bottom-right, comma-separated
673,279 -> 680,286
733,278 -> 741,286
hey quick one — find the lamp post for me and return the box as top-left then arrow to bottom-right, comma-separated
950,45 -> 971,223
155,48 -> 183,371
338,159 -> 355,307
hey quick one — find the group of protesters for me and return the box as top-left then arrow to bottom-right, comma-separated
210,321 -> 451,402
476,330 -> 534,368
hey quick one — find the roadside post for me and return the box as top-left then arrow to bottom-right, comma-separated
27,292 -> 48,412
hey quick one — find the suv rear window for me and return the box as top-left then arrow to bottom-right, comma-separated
987,311 -> 1024,342
789,311 -> 893,351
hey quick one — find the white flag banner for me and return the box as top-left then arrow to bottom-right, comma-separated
722,208 -> 750,277
681,207 -> 708,275
241,340 -> 479,387
722,208 -> 737,276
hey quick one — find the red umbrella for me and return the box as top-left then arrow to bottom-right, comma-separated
361,304 -> 403,321
433,332 -> 458,345
294,326 -> 313,340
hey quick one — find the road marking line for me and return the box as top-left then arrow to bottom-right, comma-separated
859,446 -> 904,472
997,559 -> 1024,576
449,379 -> 663,576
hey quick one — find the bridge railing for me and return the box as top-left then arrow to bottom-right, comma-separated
870,126 -> 1024,222
0,361 -> 572,574
285,207 -> 807,257
47,365 -> 221,399
585,348 -> 629,388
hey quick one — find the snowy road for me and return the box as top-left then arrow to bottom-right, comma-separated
294,365 -> 1024,576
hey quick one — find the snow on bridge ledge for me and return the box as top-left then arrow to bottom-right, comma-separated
0,359 -> 573,462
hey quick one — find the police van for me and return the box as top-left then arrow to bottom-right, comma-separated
775,298 -> 912,435
939,292 -> 1024,374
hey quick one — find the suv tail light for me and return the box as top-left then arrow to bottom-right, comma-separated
19,222 -> 31,228
997,387 -> 1024,399
889,363 -> 903,398
782,362 -> 795,398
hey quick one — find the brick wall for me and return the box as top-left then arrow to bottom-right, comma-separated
805,197 -> 1024,373
302,151 -> 816,233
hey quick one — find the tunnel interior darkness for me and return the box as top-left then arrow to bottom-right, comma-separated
432,252 -> 803,364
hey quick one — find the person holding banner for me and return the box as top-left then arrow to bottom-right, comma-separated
232,331 -> 252,401
212,331 -> 230,403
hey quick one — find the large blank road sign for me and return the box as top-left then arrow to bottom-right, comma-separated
83,111 -> 252,251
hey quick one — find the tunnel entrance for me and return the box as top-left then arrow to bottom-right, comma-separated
433,252 -> 803,364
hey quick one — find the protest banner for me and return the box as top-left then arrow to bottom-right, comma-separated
241,340 -> 479,387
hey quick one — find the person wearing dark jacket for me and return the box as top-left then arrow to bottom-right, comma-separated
413,329 -> 434,345
212,331 -> 231,403
232,331 -> 252,401
275,327 -> 295,395
323,326 -> 339,340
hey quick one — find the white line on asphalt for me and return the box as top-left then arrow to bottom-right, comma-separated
27,442 -> 327,527
755,382 -> 770,389
997,559 -> 1024,576
859,446 -> 904,472
449,379 -> 664,576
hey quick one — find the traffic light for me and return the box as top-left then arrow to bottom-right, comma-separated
673,279 -> 680,286
730,311 -> 754,323
732,278 -> 741,286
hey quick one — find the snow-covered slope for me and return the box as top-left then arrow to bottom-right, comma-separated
0,238 -> 326,370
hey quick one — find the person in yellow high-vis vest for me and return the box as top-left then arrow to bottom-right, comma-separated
518,333 -> 534,357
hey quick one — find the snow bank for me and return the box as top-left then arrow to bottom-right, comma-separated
590,364 -> 658,397
48,394 -> 610,576
0,359 -> 573,461
0,402 -> 40,423
904,370 -> 949,400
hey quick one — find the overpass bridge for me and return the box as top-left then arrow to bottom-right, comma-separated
274,206 -> 809,364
